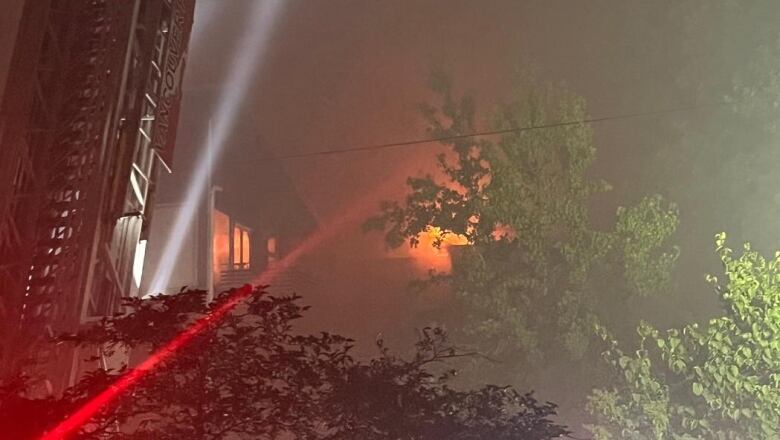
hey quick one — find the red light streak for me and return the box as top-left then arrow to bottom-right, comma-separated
39,177 -> 397,439
40,285 -> 253,440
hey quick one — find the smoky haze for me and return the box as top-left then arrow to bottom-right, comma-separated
145,0 -> 780,434
174,0 -> 688,337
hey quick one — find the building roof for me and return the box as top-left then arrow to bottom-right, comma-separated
153,87 -> 317,239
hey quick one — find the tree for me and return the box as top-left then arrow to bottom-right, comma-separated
628,0 -> 780,295
589,233 -> 780,439
320,327 -> 567,440
366,70 -> 679,384
0,286 -> 568,440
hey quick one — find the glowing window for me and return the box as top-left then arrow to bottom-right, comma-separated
232,226 -> 241,266
212,211 -> 251,272
241,230 -> 250,266
267,237 -> 277,261
231,222 -> 251,270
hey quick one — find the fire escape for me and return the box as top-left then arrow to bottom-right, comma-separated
0,0 -> 79,375
0,0 -> 195,390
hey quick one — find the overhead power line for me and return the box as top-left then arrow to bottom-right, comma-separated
254,100 -> 728,162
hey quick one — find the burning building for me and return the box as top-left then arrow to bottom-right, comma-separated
0,0 -> 196,392
139,87 -> 319,301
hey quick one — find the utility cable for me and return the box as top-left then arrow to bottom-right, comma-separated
253,100 -> 728,162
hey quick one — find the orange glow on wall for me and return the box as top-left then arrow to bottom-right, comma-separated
425,226 -> 469,246
405,226 -> 468,274
267,237 -> 277,261
491,223 -> 517,241
212,210 -> 231,285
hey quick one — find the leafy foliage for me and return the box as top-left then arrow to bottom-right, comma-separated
589,234 -> 780,439
635,0 -> 780,289
366,71 -> 679,371
320,327 -> 567,440
0,287 -> 567,439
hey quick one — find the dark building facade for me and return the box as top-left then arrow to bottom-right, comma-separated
0,0 -> 196,391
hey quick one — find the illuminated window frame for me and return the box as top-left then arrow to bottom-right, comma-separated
230,221 -> 251,271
